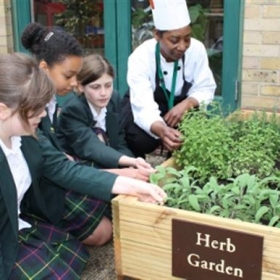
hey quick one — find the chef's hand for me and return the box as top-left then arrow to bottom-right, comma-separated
151,121 -> 182,151
164,97 -> 199,127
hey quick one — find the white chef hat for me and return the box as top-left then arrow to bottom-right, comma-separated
150,0 -> 191,31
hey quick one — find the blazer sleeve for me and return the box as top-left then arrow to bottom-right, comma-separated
57,96 -> 124,168
37,130 -> 117,201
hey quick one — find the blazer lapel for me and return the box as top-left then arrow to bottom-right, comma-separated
20,137 -> 52,222
80,95 -> 97,128
39,114 -> 62,150
106,111 -> 119,148
0,149 -> 18,236
21,137 -> 42,185
52,104 -> 59,128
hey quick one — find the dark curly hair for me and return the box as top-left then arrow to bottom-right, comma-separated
21,22 -> 83,67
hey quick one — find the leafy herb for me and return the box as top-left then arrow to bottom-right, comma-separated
173,107 -> 280,184
150,167 -> 280,227
150,108 -> 280,228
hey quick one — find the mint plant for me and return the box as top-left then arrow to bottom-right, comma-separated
173,106 -> 280,184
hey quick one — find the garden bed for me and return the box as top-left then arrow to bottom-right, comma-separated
112,158 -> 280,280
112,187 -> 280,279
112,109 -> 280,280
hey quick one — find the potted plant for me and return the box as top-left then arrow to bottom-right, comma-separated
54,0 -> 104,50
112,108 -> 280,280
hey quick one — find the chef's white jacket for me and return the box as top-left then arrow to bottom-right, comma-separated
127,38 -> 216,137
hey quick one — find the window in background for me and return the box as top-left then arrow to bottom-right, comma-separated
33,0 -> 104,55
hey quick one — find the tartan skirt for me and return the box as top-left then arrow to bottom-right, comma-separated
9,218 -> 89,280
58,190 -> 111,241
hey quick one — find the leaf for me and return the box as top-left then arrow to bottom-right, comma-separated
179,176 -> 190,189
149,172 -> 165,184
162,183 -> 181,192
231,186 -> 240,195
268,216 -> 280,227
209,205 -> 221,214
255,206 -> 269,223
166,167 -> 181,176
269,193 -> 279,209
188,194 -> 201,212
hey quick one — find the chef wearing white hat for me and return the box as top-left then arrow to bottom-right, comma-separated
121,0 -> 216,158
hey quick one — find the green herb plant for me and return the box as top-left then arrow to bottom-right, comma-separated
150,107 -> 280,228
150,166 -> 280,227
173,107 -> 280,185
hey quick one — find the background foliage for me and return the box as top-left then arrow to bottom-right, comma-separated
173,107 -> 280,184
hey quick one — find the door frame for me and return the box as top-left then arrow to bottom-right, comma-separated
222,0 -> 244,113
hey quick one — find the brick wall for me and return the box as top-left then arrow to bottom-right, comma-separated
0,0 -> 13,54
242,0 -> 280,110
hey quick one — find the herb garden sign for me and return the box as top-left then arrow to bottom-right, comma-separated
112,109 -> 280,280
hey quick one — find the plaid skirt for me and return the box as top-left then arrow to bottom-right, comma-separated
58,190 -> 111,241
9,218 -> 89,280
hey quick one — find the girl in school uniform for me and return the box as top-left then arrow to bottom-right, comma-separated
1,53 -> 166,280
20,22 -> 163,248
0,53 -> 89,280
56,54 -> 154,177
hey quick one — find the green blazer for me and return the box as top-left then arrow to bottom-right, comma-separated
56,91 -> 134,168
38,105 -> 62,151
0,134 -> 118,279
0,136 -> 53,279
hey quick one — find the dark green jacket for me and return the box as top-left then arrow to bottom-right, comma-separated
56,92 -> 134,168
0,136 -> 54,279
0,135 -> 118,279
38,104 -> 62,151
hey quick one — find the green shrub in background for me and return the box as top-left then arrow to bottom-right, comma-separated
173,107 -> 280,185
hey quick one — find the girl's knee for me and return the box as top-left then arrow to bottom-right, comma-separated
82,216 -> 112,246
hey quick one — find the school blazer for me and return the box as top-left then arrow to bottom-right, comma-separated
0,134 -> 118,279
56,91 -> 134,168
39,105 -> 62,151
0,136 -> 53,279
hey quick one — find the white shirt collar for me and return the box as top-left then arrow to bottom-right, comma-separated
0,136 -> 22,156
46,95 -> 57,123
87,101 -> 107,131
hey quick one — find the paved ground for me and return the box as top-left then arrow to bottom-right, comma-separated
81,153 -> 167,280
81,241 -> 116,280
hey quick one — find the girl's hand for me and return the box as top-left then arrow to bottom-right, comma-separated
130,181 -> 167,204
104,167 -> 154,181
130,168 -> 153,182
134,157 -> 155,172
112,177 -> 167,204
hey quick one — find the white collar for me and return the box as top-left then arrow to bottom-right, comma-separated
0,136 -> 22,156
87,101 -> 106,118
87,101 -> 107,131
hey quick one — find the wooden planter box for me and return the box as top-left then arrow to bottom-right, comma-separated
112,110 -> 280,280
